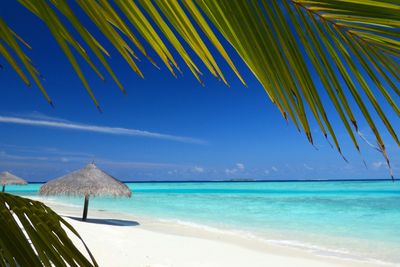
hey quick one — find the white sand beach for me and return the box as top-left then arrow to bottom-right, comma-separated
34,198 -> 390,267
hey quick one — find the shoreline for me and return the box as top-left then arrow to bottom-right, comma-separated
31,196 -> 393,267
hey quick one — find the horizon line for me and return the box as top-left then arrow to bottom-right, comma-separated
28,178 -> 396,184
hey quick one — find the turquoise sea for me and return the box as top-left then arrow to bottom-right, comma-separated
8,180 -> 400,265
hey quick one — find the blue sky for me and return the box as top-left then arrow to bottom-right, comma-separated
1,2 -> 398,182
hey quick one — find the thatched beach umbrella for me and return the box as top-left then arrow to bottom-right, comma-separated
0,171 -> 28,192
39,163 -> 131,221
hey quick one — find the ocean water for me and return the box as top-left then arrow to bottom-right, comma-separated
8,180 -> 400,265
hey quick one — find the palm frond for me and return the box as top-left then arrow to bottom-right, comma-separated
0,18 -> 52,105
0,193 -> 97,266
0,0 -> 399,172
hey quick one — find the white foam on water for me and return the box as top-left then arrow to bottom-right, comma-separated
156,218 -> 398,267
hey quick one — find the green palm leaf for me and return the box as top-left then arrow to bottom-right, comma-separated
0,18 -> 52,105
0,0 -> 399,171
0,193 -> 98,266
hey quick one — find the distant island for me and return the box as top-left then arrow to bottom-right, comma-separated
225,178 -> 257,182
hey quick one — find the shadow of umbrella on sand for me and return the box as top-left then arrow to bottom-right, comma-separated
0,171 -> 28,192
39,163 -> 132,221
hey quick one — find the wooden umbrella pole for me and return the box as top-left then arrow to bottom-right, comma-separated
82,195 -> 89,221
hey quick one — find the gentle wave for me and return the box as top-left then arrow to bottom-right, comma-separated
157,218 -> 396,266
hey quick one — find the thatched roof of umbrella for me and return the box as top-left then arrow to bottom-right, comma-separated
0,171 -> 28,192
39,163 -> 131,221
0,172 -> 28,186
39,163 -> 131,198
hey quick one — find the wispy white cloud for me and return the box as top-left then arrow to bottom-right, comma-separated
371,161 -> 386,170
0,154 -> 191,182
96,159 -> 180,169
303,163 -> 314,171
236,163 -> 245,170
225,163 -> 245,175
167,170 -> 178,175
0,144 -> 95,158
0,151 -> 49,161
0,150 -> 91,164
22,111 -> 70,123
192,166 -> 204,173
0,115 -> 206,144
271,166 -> 278,172
225,168 -> 237,175
60,157 -> 70,163
0,148 -> 182,170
